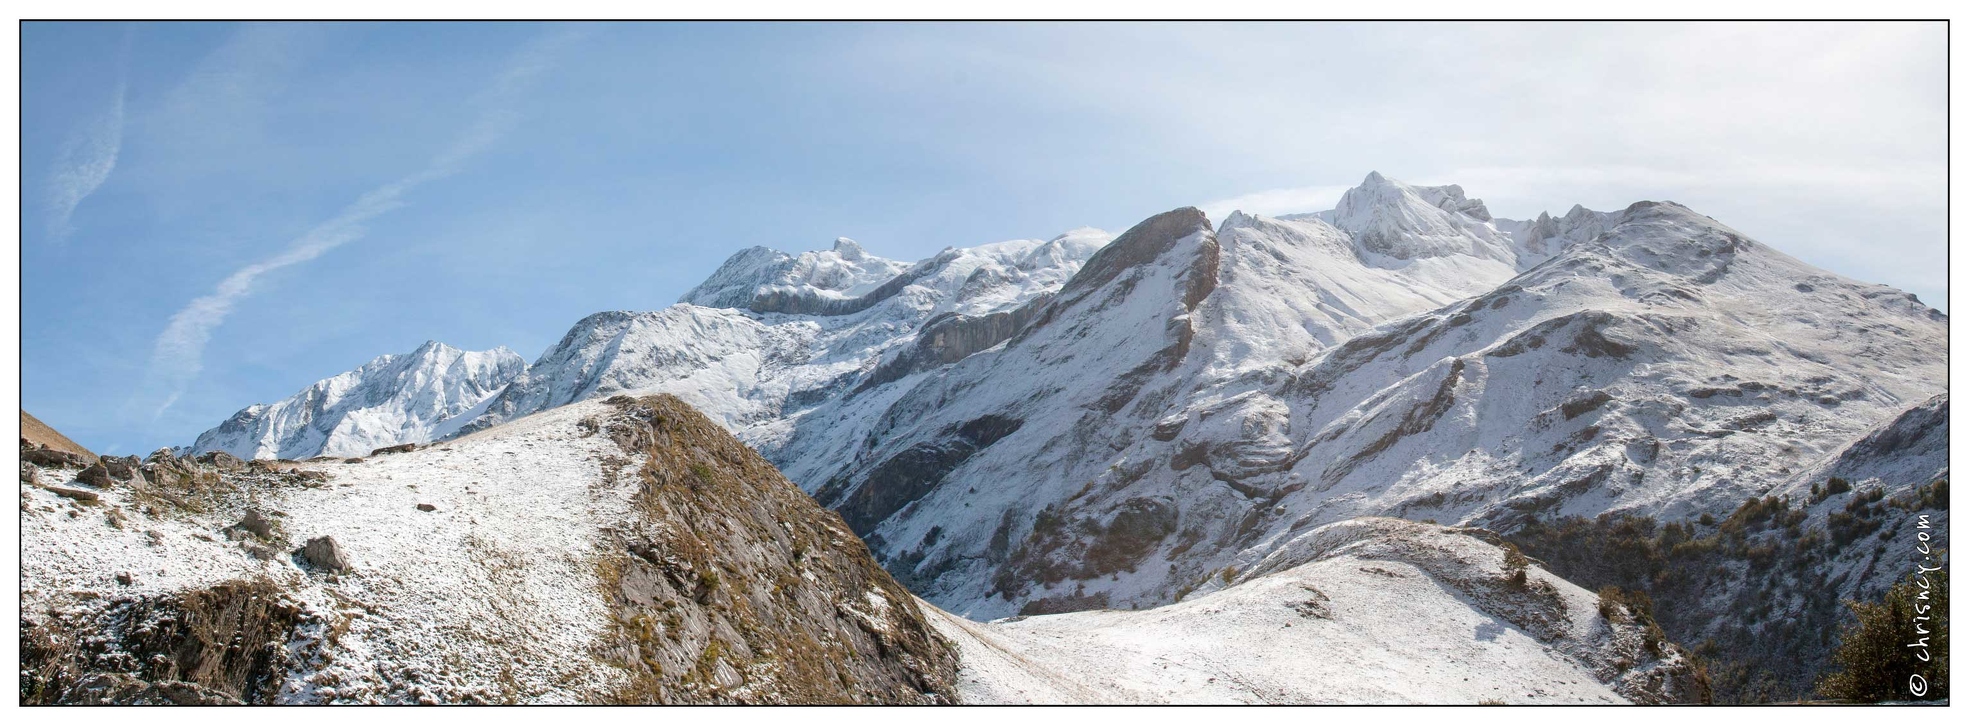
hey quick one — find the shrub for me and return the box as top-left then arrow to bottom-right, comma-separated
1816,569 -> 1948,702
1598,585 -> 1656,623
1502,542 -> 1531,572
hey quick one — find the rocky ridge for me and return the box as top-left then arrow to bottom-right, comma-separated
24,396 -> 958,704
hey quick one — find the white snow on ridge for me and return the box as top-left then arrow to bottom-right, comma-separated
25,401 -> 639,703
190,341 -> 526,460
457,229 -> 1111,449
679,237 -> 912,309
1327,172 -> 1521,265
929,518 -> 1693,704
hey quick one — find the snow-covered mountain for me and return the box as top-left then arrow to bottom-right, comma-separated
453,229 -> 1109,447
179,172 -> 1946,627
796,189 -> 1944,618
189,341 -> 525,460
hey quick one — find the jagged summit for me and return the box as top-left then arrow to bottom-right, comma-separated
453,227 -> 1109,444
189,341 -> 525,460
831,237 -> 866,260
1240,172 -> 1601,273
678,237 -> 911,311
1327,171 -> 1517,264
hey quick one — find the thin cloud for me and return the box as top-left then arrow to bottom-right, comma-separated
135,26 -> 586,419
46,77 -> 126,243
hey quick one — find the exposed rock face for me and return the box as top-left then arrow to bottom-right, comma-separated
22,579 -> 306,705
857,296 -> 1055,391
820,414 -> 1025,535
592,395 -> 958,703
23,447 -> 92,469
100,456 -> 139,481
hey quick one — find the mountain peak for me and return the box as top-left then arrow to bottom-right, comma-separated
190,342 -> 527,460
1330,173 -> 1513,263
1054,206 -> 1212,303
679,238 -> 909,310
410,339 -> 455,357
832,237 -> 866,261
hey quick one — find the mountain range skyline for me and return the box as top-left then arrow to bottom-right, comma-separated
22,21 -> 1947,456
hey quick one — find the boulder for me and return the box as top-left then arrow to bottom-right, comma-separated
23,448 -> 88,469
234,509 -> 275,538
197,451 -> 248,472
141,454 -> 219,491
47,486 -> 100,503
101,456 -> 139,480
298,536 -> 351,572
416,503 -> 437,512
369,444 -> 417,457
77,463 -> 114,489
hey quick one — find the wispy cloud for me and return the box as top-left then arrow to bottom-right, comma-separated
45,36 -> 130,243
135,26 -> 586,419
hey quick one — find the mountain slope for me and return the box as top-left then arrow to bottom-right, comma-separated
190,341 -> 525,460
787,192 -> 1945,619
933,518 -> 1707,704
24,395 -> 957,704
22,410 -> 95,459
1505,392 -> 1948,702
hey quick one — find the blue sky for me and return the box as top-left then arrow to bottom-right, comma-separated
22,21 -> 1947,455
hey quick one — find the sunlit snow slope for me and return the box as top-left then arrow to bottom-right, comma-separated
928,518 -> 1705,704
190,341 -> 525,460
